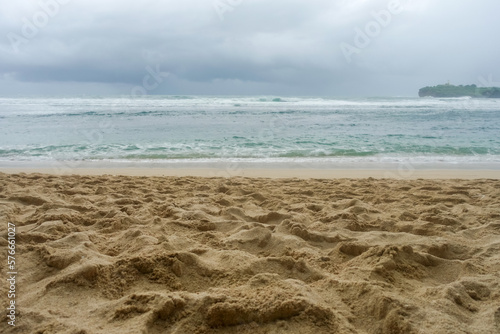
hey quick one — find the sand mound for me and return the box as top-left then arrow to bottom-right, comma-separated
1,173 -> 500,333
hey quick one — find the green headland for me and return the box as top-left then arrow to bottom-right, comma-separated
419,83 -> 500,98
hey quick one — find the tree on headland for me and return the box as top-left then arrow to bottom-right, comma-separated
419,83 -> 500,98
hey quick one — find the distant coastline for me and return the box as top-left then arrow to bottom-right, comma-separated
419,83 -> 500,98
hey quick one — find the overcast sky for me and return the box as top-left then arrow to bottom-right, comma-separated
1,0 -> 499,97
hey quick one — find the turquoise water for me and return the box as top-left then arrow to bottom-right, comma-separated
1,96 -> 499,168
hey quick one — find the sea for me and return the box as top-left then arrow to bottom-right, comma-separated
1,96 -> 499,171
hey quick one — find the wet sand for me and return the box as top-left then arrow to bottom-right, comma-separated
1,167 -> 500,179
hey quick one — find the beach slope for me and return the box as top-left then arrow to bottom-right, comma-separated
1,172 -> 500,333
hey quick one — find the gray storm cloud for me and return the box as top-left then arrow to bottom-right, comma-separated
0,0 -> 499,96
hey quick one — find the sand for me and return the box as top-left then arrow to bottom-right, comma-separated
1,171 -> 500,333
2,166 -> 500,179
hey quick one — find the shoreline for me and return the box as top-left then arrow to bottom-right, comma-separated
1,167 -> 500,179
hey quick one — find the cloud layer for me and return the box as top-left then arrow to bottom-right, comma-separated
1,0 -> 499,96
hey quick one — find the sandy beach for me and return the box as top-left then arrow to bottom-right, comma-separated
3,0 -> 500,332
2,166 -> 500,179
1,170 -> 500,333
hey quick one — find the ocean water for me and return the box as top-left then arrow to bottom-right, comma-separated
1,96 -> 499,169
